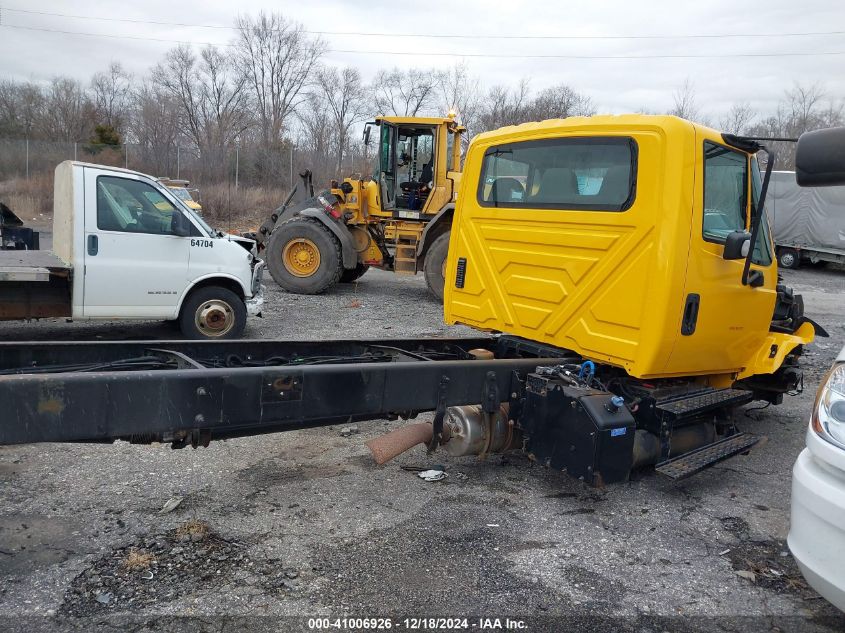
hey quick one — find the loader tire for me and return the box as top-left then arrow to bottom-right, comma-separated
266,216 -> 343,294
340,263 -> 369,283
179,285 -> 246,340
424,231 -> 450,301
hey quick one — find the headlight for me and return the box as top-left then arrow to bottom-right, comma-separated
812,362 -> 845,448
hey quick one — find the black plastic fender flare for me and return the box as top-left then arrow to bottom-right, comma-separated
417,203 -> 455,265
295,207 -> 358,269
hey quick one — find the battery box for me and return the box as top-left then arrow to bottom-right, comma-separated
520,373 -> 636,485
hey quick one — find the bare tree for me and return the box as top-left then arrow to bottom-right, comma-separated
296,91 -> 335,183
313,66 -> 368,174
154,45 -> 252,178
748,82 -> 844,169
528,84 -> 595,120
784,83 -> 825,132
90,62 -> 132,135
0,80 -> 45,138
130,80 -> 183,175
436,62 -> 481,139
669,78 -> 700,122
478,78 -> 531,132
42,77 -> 93,142
719,102 -> 755,135
235,12 -> 322,148
372,68 -> 437,117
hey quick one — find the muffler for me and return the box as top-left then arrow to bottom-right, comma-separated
365,404 -> 520,465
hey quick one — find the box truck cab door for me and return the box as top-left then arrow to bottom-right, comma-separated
82,168 -> 191,318
664,139 -> 777,376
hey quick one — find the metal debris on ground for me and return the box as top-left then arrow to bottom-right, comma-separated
417,469 -> 447,482
339,426 -> 360,437
157,496 -> 184,515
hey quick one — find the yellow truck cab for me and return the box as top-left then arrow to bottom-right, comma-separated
445,114 -> 814,395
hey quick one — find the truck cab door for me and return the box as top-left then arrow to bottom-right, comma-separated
378,122 -> 397,211
82,167 -> 191,318
664,139 -> 777,376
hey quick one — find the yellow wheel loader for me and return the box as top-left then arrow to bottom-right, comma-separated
250,115 -> 464,300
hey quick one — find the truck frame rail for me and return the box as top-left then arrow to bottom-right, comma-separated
0,337 -> 567,446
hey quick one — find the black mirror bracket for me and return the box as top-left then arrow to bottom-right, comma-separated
741,146 -> 775,286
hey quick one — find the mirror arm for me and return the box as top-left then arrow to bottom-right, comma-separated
741,146 -> 775,286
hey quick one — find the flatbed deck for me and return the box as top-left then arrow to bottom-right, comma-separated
0,249 -> 69,273
0,250 -> 72,318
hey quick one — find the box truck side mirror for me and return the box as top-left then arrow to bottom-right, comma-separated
795,127 -> 845,187
723,230 -> 751,260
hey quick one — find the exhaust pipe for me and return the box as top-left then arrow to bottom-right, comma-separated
366,422 -> 433,465
365,404 -> 519,465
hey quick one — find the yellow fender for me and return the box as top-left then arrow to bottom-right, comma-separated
736,321 -> 816,381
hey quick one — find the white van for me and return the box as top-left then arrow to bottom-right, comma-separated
0,161 -> 264,338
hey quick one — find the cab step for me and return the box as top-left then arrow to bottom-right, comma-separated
655,388 -> 754,423
655,432 -> 761,480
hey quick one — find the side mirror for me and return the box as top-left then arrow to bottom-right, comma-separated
172,212 -> 190,237
363,125 -> 371,147
723,230 -> 751,260
796,126 -> 845,187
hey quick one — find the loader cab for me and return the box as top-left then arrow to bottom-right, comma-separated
367,115 -> 465,219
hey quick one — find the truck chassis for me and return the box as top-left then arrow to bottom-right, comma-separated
0,336 -> 782,486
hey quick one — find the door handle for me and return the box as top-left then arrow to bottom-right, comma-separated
681,293 -> 700,336
87,234 -> 98,256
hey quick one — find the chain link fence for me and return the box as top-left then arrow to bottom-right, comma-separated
0,138 -> 372,227
0,139 -> 301,188
0,138 -> 372,186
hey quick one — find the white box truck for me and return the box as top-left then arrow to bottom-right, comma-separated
0,161 -> 264,338
769,170 -> 845,269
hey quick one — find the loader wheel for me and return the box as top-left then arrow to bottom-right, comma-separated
179,285 -> 246,340
778,248 -> 800,270
340,263 -> 369,283
266,216 -> 343,294
424,231 -> 450,301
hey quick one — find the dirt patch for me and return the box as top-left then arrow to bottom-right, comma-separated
726,539 -> 812,595
59,521 -> 302,616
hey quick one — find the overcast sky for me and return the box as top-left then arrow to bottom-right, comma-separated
1,0 -> 843,121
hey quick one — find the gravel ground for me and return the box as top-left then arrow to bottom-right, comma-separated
1,259 -> 845,632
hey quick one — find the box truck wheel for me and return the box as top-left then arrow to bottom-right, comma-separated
265,216 -> 343,294
180,286 -> 247,339
424,231 -> 450,301
778,248 -> 800,270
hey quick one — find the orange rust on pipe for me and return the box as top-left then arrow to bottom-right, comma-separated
365,422 -> 433,465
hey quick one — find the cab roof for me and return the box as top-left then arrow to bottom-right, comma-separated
471,114 -> 727,148
375,115 -> 460,127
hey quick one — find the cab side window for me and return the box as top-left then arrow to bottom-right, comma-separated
477,137 -> 637,211
96,176 -> 186,236
703,142 -> 747,243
